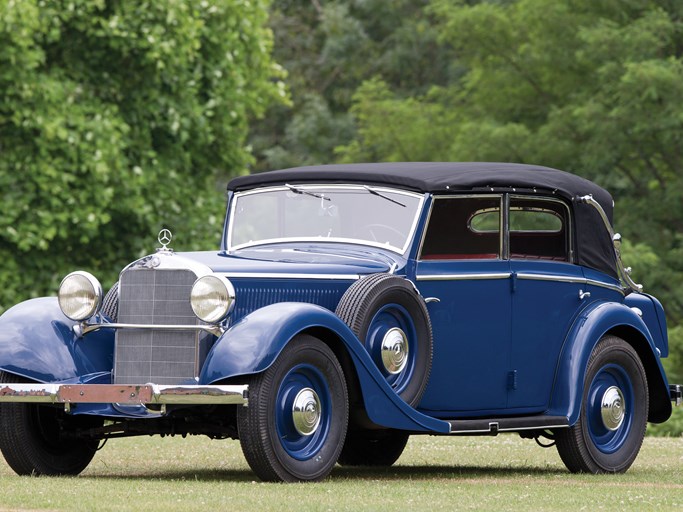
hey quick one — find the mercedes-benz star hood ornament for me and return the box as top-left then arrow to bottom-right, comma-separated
157,229 -> 173,252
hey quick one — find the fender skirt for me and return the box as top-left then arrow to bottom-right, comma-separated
201,302 -> 449,433
0,298 -> 114,382
548,301 -> 671,425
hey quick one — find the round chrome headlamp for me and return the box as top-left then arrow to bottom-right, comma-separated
190,275 -> 236,324
58,271 -> 103,321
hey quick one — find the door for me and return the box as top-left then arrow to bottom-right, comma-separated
506,196 -> 585,410
415,195 -> 512,414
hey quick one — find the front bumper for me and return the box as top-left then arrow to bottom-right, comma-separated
0,383 -> 248,407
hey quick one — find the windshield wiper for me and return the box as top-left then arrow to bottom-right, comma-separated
285,184 -> 331,201
363,186 -> 406,207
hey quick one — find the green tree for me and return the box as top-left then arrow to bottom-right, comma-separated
0,0 -> 283,312
249,0 -> 456,171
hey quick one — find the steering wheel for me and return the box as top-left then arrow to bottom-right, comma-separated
362,223 -> 406,244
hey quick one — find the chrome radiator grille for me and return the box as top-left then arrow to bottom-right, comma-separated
115,268 -> 207,385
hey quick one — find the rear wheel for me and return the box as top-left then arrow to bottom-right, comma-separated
0,371 -> 102,476
337,430 -> 409,467
555,336 -> 648,473
237,334 -> 348,482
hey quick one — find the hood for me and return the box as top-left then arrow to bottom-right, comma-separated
177,243 -> 406,278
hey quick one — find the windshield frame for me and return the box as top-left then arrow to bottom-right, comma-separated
225,184 -> 426,255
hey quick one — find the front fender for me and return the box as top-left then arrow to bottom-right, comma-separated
0,298 -> 114,382
200,302 -> 449,433
548,300 -> 670,425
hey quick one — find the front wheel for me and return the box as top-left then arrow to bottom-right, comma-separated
555,336 -> 648,473
0,371 -> 102,476
237,334 -> 348,482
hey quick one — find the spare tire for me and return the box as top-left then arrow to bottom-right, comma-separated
101,282 -> 119,321
335,273 -> 433,406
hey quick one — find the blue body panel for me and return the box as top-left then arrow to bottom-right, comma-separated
414,260 -> 512,414
624,293 -> 668,357
200,302 -> 450,433
508,261 -> 587,411
547,300 -> 670,425
0,298 -> 114,383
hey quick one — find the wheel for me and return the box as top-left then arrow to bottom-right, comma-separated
555,336 -> 648,473
101,281 -> 119,321
0,371 -> 102,476
337,429 -> 409,467
335,274 -> 433,406
237,334 -> 348,482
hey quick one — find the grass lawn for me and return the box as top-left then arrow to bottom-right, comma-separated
0,434 -> 682,512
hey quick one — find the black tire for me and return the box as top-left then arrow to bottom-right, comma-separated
0,371 -> 102,476
336,273 -> 433,406
555,336 -> 648,473
237,334 -> 348,482
337,430 -> 409,467
101,282 -> 119,321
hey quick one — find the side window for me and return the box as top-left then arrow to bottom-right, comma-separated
420,197 -> 501,260
509,197 -> 570,261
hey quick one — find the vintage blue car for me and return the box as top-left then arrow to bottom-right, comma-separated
0,162 -> 681,482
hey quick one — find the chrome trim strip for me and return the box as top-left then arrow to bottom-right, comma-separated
416,272 -> 512,282
501,194 -> 510,260
449,427 -> 492,434
586,279 -> 626,295
503,423 -> 569,432
449,423 -> 569,434
219,272 -> 361,280
516,273 -> 587,284
0,383 -> 249,406
516,273 -> 624,294
75,322 -> 225,338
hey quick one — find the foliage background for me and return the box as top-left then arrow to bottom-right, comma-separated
0,0 -> 681,431
0,0 -> 284,307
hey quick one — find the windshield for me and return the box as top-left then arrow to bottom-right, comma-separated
227,185 -> 424,254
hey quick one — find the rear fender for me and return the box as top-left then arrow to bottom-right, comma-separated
625,293 -> 668,357
0,298 -> 114,382
200,302 -> 449,433
548,301 -> 671,425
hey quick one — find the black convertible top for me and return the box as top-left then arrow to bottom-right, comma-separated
228,163 -> 618,279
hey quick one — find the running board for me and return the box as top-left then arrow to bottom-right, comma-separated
447,415 -> 569,435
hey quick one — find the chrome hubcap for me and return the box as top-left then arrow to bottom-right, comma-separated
601,385 -> 626,431
292,388 -> 322,436
381,327 -> 409,374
